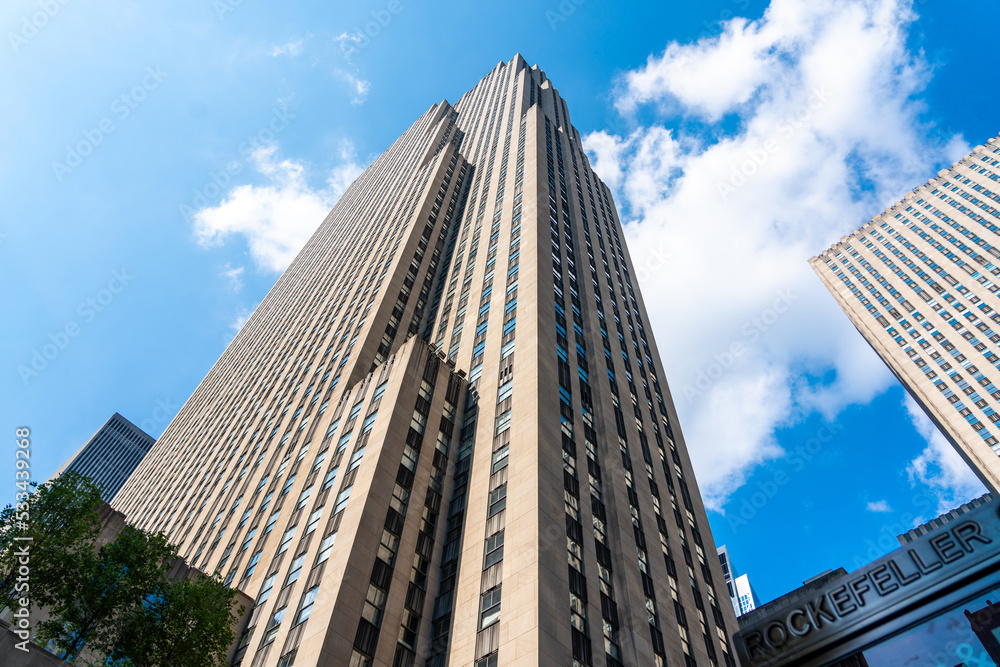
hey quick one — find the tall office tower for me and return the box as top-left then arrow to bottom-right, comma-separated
811,134 -> 1000,493
113,55 -> 738,667
51,412 -> 155,500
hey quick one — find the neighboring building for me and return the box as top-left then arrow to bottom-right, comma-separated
718,546 -> 762,618
734,574 -> 761,616
112,55 -> 739,667
733,497 -> 1000,666
718,545 -> 740,615
810,133 -> 1000,493
50,412 -> 155,500
898,492 -> 993,544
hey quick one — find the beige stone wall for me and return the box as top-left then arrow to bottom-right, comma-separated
110,54 -> 739,667
812,134 -> 1000,494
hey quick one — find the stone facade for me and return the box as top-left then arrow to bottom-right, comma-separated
812,134 -> 1000,493
113,55 -> 738,667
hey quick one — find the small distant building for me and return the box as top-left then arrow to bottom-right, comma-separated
735,573 -> 762,616
50,413 -> 154,501
718,546 -> 740,616
733,496 -> 1000,666
719,545 -> 762,617
965,598 -> 1000,662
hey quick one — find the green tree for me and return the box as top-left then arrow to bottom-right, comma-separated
37,525 -> 176,662
112,574 -> 245,667
2,471 -> 244,666
0,471 -> 104,613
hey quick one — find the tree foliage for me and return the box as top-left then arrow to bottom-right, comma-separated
0,471 -> 104,613
1,472 -> 244,666
37,525 -> 176,662
112,574 -> 244,667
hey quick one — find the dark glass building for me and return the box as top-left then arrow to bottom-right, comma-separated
50,412 -> 155,501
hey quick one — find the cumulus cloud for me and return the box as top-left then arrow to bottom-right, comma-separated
585,0 -> 967,510
866,499 -> 893,513
193,142 -> 364,272
221,263 -> 244,291
904,396 -> 987,515
616,17 -> 774,121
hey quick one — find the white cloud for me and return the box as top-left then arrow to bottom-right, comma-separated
225,303 -> 259,346
866,499 -> 893,513
270,38 -> 305,57
231,306 -> 254,334
616,17 -> 774,121
904,396 -> 987,516
221,263 -> 244,291
335,32 -> 363,47
193,142 -> 365,272
944,133 -> 972,165
586,0 -> 966,510
336,70 -> 371,105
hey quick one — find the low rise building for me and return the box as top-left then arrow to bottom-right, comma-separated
734,497 -> 1000,666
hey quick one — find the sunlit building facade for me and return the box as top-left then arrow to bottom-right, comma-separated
811,134 -> 1000,493
114,55 -> 737,667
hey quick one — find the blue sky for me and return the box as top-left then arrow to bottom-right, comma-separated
3,0 -> 998,606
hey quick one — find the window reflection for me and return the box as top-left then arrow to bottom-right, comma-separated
840,585 -> 1000,667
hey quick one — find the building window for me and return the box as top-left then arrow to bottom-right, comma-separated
322,467 -> 340,491
277,527 -> 296,554
491,445 -> 509,473
494,409 -> 512,435
479,586 -> 502,629
242,551 -> 261,580
296,587 -> 319,625
347,447 -> 366,472
261,606 -> 286,646
316,532 -> 337,564
305,508 -> 323,534
488,484 -> 507,517
361,413 -> 377,434
257,573 -> 277,605
334,487 -> 352,514
475,653 -> 498,667
296,486 -> 313,511
484,531 -> 504,569
285,553 -> 306,586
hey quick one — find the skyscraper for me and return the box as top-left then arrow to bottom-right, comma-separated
51,412 -> 155,500
811,134 -> 1000,493
113,55 -> 738,667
